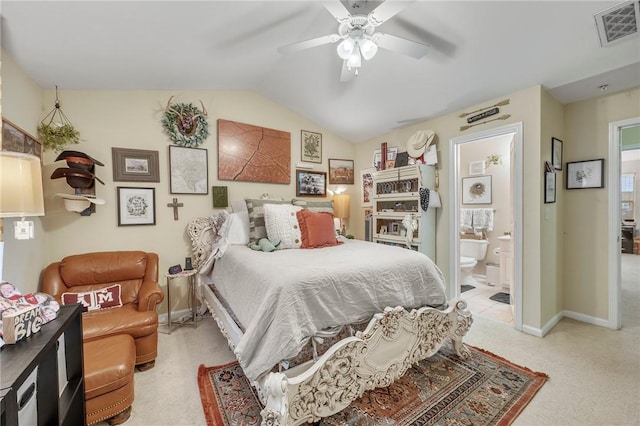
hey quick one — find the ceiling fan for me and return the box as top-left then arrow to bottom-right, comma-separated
278,0 -> 429,82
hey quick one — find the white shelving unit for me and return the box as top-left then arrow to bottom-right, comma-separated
372,165 -> 423,251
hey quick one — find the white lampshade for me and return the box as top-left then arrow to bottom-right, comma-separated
336,38 -> 355,60
333,194 -> 350,219
359,38 -> 378,60
346,48 -> 362,68
0,152 -> 45,218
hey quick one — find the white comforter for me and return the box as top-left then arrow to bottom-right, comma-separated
206,237 -> 447,381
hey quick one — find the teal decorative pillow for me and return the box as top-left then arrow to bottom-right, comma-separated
245,198 -> 290,245
291,198 -> 334,214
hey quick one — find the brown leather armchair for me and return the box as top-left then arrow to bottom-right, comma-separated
43,251 -> 164,370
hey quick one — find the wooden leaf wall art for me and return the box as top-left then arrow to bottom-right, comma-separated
217,119 -> 291,184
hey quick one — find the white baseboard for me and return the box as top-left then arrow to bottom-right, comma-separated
521,310 -> 608,337
562,310 -> 610,328
521,324 -> 543,337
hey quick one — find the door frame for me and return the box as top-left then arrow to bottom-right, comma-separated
449,122 -> 523,331
608,116 -> 640,329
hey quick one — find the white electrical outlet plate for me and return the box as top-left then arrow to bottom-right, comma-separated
14,220 -> 34,240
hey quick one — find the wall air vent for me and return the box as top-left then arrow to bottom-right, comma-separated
594,1 -> 640,47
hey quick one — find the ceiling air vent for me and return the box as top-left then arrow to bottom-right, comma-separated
594,1 -> 640,46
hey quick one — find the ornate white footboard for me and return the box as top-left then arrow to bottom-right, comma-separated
200,283 -> 472,426
258,301 -> 472,425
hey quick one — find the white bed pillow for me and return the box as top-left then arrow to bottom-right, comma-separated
230,200 -> 248,213
226,211 -> 250,245
263,203 -> 303,249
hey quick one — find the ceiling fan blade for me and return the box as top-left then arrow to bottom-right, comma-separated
340,60 -> 356,82
374,33 -> 429,59
278,34 -> 339,54
323,1 -> 352,23
368,0 -> 415,26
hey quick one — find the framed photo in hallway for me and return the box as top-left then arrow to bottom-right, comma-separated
552,137 -> 563,170
544,171 -> 556,203
566,159 -> 604,189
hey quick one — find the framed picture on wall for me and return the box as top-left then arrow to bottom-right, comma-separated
469,160 -> 485,175
552,137 -> 563,170
328,158 -> 354,184
117,187 -> 156,226
544,171 -> 556,203
112,148 -> 160,182
296,170 -> 326,196
360,168 -> 375,207
301,130 -> 322,163
169,145 -> 208,194
566,159 -> 604,189
462,175 -> 492,204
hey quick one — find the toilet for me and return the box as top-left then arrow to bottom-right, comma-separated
459,238 -> 489,286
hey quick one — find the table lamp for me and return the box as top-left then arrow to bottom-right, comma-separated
0,151 -> 45,280
333,193 -> 350,236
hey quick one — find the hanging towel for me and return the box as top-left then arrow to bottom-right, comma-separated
460,208 -> 474,231
473,208 -> 494,231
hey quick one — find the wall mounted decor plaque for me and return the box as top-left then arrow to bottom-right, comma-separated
218,119 -> 291,184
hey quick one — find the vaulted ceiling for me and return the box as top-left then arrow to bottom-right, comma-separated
2,1 -> 639,142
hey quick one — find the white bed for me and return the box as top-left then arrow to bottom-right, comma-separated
188,214 -> 472,425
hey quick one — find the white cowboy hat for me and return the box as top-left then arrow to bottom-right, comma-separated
54,193 -> 106,212
406,130 -> 435,158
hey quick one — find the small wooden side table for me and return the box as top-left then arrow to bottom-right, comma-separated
160,269 -> 199,334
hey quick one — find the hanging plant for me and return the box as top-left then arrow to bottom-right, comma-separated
485,154 -> 503,168
38,86 -> 81,152
161,96 -> 209,147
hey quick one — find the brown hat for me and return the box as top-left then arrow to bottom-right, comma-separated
51,167 -> 105,188
55,150 -> 104,167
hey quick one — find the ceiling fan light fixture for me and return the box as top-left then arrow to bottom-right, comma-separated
359,38 -> 378,60
347,48 -> 362,68
337,38 -> 355,60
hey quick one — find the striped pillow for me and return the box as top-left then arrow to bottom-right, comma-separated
245,198 -> 290,245
291,198 -> 334,214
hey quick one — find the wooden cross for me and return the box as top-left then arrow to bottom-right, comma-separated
167,198 -> 183,220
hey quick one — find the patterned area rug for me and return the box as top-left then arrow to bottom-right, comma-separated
197,344 -> 547,426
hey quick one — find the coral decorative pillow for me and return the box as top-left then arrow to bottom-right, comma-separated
296,210 -> 343,249
264,204 -> 303,249
62,284 -> 123,311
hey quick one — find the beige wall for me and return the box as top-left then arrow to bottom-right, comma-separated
563,87 -> 640,320
1,50 -> 47,294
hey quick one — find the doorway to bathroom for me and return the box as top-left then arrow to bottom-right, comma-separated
450,123 -> 523,330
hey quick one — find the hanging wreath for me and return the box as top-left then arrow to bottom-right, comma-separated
161,96 -> 209,147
